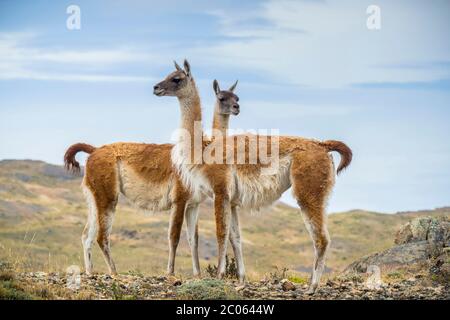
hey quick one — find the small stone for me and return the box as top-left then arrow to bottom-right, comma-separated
326,280 -> 336,286
167,276 -> 182,286
242,289 -> 252,298
235,285 -> 246,292
280,279 -> 296,291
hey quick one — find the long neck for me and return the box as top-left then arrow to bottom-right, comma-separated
176,82 -> 203,162
178,87 -> 202,138
212,101 -> 230,139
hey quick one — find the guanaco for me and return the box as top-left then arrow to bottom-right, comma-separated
64,69 -> 240,276
154,60 -> 352,293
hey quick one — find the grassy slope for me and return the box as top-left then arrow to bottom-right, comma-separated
1,160 -> 449,280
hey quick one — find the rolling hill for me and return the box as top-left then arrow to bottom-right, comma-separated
1,159 -> 449,279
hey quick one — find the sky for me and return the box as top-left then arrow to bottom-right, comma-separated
0,0 -> 449,213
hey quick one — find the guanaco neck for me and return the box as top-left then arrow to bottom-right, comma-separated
176,81 -> 203,162
211,101 -> 230,140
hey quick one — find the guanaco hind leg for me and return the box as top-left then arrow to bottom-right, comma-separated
290,151 -> 334,294
81,184 -> 97,275
82,183 -> 119,275
96,205 -> 118,275
299,207 -> 330,294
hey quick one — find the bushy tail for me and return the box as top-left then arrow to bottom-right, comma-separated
320,140 -> 352,175
64,143 -> 96,174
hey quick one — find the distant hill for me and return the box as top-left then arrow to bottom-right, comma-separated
1,159 -> 449,278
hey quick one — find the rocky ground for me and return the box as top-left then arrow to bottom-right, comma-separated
1,216 -> 449,300
3,270 -> 448,300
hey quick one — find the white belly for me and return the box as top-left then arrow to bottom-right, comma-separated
117,161 -> 174,213
233,156 -> 292,210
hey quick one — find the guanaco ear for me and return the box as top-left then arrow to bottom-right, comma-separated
183,59 -> 191,78
229,80 -> 238,92
213,79 -> 220,96
174,60 -> 182,72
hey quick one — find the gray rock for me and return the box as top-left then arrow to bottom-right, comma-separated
395,216 -> 449,247
344,241 -> 429,273
346,216 -> 449,274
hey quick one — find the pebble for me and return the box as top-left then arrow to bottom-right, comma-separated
280,279 -> 296,291
235,285 -> 246,292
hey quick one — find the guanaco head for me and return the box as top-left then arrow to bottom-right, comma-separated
153,60 -> 195,98
213,79 -> 240,115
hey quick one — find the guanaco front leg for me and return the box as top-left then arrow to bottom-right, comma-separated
214,193 -> 232,279
229,205 -> 246,284
167,200 -> 187,275
185,204 -> 201,276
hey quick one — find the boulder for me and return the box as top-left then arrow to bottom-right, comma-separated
395,216 -> 449,258
395,216 -> 448,242
345,216 -> 449,275
344,241 -> 429,273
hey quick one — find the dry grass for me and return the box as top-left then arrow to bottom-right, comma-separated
1,160 -> 449,285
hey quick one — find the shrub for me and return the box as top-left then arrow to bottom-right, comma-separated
205,255 -> 238,279
176,279 -> 240,300
0,280 -> 35,300
267,266 -> 288,283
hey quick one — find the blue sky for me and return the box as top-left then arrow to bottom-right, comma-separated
1,0 -> 449,213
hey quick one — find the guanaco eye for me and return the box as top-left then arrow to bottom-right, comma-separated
173,78 -> 181,83
219,97 -> 225,102
236,97 -> 239,102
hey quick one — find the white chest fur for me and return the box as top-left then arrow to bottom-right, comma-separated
171,143 -> 211,203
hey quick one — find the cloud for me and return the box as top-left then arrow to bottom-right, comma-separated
353,79 -> 450,90
0,32 -> 155,82
196,0 -> 450,88
0,70 -> 152,82
242,101 -> 354,118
